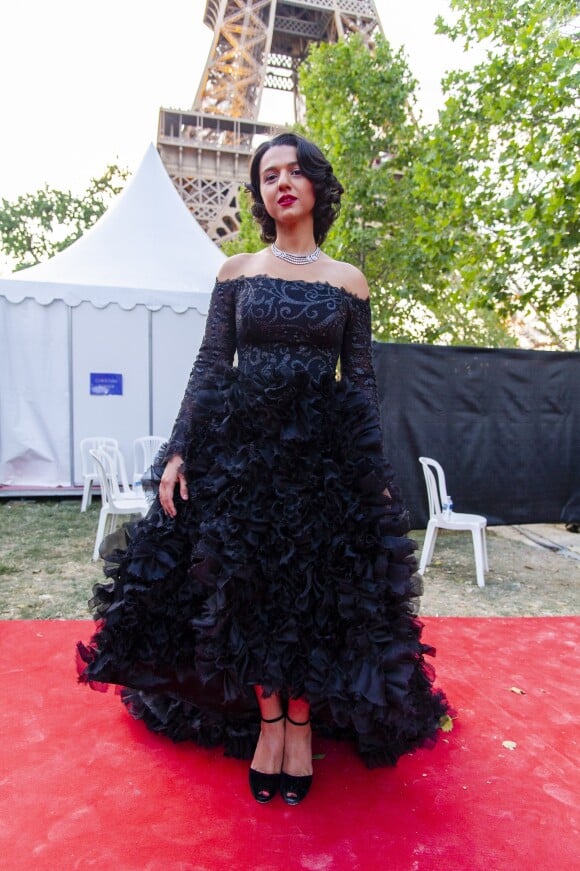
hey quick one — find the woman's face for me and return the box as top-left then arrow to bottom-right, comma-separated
258,144 -> 316,226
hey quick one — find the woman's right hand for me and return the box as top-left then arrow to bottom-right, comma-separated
159,454 -> 188,518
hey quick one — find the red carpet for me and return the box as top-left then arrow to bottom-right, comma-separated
1,618 -> 578,870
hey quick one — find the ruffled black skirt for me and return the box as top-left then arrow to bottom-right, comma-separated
77,363 -> 451,767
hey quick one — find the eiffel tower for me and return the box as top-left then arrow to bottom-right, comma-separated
157,0 -> 383,244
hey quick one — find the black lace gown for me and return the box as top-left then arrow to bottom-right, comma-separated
77,275 -> 451,768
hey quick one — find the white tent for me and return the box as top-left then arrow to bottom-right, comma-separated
0,144 -> 225,490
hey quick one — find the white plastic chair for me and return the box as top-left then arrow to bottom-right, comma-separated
90,448 -> 149,560
103,443 -> 132,494
418,456 -> 489,588
79,437 -> 119,511
132,436 -> 166,491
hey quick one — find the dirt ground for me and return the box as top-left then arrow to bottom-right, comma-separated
413,523 -> 579,617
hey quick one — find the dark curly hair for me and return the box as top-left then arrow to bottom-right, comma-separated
247,132 -> 344,246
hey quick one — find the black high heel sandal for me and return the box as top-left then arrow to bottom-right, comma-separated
249,713 -> 284,803
280,715 -> 313,806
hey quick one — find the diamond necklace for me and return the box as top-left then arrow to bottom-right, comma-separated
271,241 -> 321,265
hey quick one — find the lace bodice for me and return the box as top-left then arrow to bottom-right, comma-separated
166,275 -> 381,458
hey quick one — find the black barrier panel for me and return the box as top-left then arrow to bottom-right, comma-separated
372,343 -> 580,528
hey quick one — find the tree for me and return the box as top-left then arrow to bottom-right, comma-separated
432,0 -> 580,348
298,34 -> 516,346
0,164 -> 128,272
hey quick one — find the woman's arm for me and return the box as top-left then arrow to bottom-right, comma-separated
340,292 -> 391,500
340,292 -> 380,408
160,278 -> 237,516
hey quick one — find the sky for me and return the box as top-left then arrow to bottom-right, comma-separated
0,0 -> 471,201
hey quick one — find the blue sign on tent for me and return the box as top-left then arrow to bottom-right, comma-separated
90,373 -> 123,396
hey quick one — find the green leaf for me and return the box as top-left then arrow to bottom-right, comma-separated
439,714 -> 455,733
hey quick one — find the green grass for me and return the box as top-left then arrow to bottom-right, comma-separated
0,499 -> 103,619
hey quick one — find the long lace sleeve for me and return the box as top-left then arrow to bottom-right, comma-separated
340,294 -> 380,410
341,294 -> 396,504
165,279 -> 237,459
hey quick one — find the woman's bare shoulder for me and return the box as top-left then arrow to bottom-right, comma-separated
217,251 -> 268,282
322,258 -> 369,300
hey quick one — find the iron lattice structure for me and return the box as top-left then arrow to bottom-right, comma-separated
157,0 -> 383,243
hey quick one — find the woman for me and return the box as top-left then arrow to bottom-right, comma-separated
77,132 -> 451,805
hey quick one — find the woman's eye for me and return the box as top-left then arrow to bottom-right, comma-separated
264,173 -> 277,183
291,168 -> 302,176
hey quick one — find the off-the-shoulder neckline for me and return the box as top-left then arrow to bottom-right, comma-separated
215,273 -> 370,304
